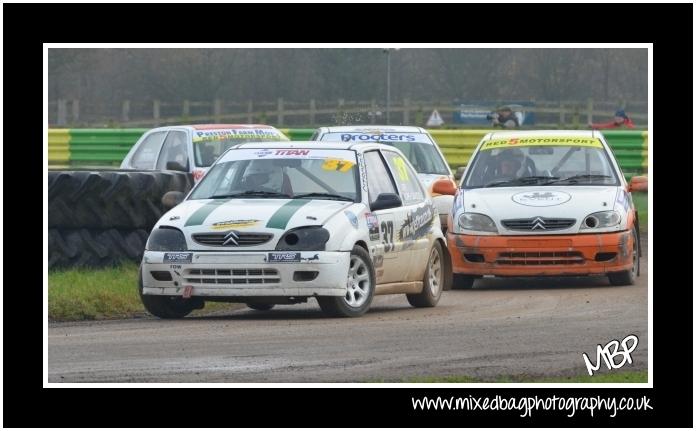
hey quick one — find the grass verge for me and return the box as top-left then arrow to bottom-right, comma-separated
373,370 -> 647,383
632,191 -> 647,233
48,263 -> 240,321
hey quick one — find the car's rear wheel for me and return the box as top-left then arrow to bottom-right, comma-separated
138,267 -> 201,318
246,303 -> 275,311
452,274 -> 476,289
407,242 -> 444,307
317,246 -> 375,317
608,227 -> 639,286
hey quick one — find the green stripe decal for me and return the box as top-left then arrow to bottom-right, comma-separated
184,199 -> 231,226
265,199 -> 311,230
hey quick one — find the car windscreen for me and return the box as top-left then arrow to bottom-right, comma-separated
193,128 -> 289,167
463,137 -> 620,188
189,148 -> 360,202
318,132 -> 450,175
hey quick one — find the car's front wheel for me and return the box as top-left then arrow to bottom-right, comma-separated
608,227 -> 639,286
138,267 -> 201,319
407,241 -> 444,307
317,246 -> 375,317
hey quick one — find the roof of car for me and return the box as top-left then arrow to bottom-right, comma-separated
482,130 -> 599,140
320,125 -> 427,133
189,124 -> 278,130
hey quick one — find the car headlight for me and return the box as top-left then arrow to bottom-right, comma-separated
580,211 -> 621,229
276,226 -> 330,251
146,226 -> 187,251
458,213 -> 498,233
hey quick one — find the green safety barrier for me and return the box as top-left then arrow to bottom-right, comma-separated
69,129 -> 148,165
48,128 -> 649,175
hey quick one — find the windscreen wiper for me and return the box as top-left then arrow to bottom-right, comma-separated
543,174 -> 613,185
484,176 -> 559,188
293,192 -> 354,201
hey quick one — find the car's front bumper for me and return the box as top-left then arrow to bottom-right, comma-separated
446,231 -> 634,277
141,250 -> 349,297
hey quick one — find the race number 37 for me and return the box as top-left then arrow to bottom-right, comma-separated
381,220 -> 394,252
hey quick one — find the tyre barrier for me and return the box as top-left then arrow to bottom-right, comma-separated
48,228 -> 149,268
48,170 -> 193,269
48,170 -> 193,229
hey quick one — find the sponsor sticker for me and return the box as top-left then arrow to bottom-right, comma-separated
398,204 -> 435,241
210,219 -> 260,230
322,158 -> 355,172
267,252 -> 301,263
163,252 -> 193,263
344,211 -> 359,229
192,129 -> 285,142
366,212 -> 380,240
511,191 -> 572,207
481,136 -> 603,151
340,133 -> 417,142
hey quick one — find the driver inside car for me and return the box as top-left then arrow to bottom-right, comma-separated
241,160 -> 284,192
495,148 -> 524,178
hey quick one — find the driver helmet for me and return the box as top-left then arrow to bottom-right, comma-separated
243,159 -> 283,190
497,148 -> 525,176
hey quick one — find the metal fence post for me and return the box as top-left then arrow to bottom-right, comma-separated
586,98 -> 593,126
559,102 -> 565,127
309,99 -> 316,126
182,100 -> 190,118
277,98 -> 284,126
403,98 -> 410,125
57,99 -> 67,126
247,100 -> 254,123
72,99 -> 80,124
214,99 -> 222,123
121,100 -> 130,122
153,100 -> 160,126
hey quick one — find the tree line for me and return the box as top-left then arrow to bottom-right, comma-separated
48,48 -> 647,105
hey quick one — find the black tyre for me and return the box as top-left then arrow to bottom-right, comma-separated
317,246 -> 375,317
246,303 -> 275,311
48,170 -> 193,230
48,228 -> 149,269
407,241 -> 444,307
608,227 -> 639,286
138,267 -> 199,319
452,273 -> 475,289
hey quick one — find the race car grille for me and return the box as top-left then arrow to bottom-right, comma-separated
501,217 -> 576,231
184,268 -> 280,285
496,251 -> 584,265
192,231 -> 273,247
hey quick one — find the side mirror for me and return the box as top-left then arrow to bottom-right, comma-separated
371,193 -> 402,212
162,191 -> 185,210
432,178 -> 457,196
628,175 -> 648,192
166,161 -> 188,172
454,166 -> 467,181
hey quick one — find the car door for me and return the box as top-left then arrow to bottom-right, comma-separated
362,150 -> 404,284
380,149 -> 432,282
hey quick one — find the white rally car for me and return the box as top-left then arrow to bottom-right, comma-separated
311,126 -> 456,231
447,130 -> 646,288
140,141 -> 452,318
120,124 -> 289,182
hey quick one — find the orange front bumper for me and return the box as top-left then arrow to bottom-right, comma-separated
447,231 -> 634,277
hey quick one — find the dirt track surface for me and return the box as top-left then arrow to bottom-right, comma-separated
49,253 -> 648,383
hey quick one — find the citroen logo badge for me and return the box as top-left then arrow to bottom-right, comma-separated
531,217 -> 546,230
222,231 -> 240,245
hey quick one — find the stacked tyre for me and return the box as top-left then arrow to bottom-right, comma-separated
48,170 -> 193,269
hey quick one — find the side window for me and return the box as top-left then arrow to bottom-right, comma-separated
130,131 -> 167,169
382,151 -> 425,205
363,151 -> 398,206
156,131 -> 189,170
